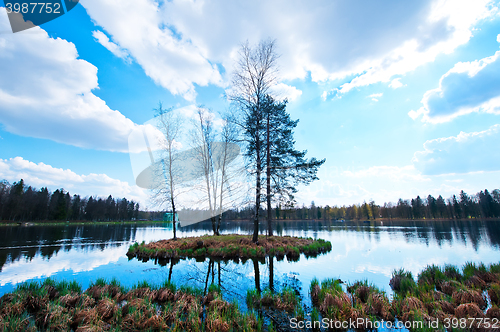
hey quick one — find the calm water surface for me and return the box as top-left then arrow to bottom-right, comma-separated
1,219 -> 499,309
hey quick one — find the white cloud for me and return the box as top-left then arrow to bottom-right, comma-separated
80,0 -> 223,101
497,34 -> 500,43
368,92 -> 382,101
269,83 -> 302,101
321,88 -> 340,101
410,50 -> 500,123
413,124 -> 500,175
78,0 -> 497,100
0,15 -> 145,152
0,157 -> 148,206
92,30 -> 129,60
337,0 -> 495,93
389,78 -> 405,89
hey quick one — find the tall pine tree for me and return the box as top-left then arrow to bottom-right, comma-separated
262,96 -> 325,235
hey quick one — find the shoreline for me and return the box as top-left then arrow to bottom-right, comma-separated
1,217 -> 498,227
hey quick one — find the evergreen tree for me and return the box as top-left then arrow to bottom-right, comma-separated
262,96 -> 325,234
436,195 -> 447,219
427,195 -> 437,219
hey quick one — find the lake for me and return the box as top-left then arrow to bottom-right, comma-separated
1,219 -> 499,310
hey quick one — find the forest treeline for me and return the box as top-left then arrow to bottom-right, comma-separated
1,178 -> 499,222
221,189 -> 500,221
0,179 -> 140,222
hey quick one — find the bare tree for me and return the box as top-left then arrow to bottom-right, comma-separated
152,103 -> 183,240
229,39 -> 279,243
190,108 -> 243,235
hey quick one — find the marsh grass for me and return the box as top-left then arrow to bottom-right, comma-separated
127,234 -> 332,261
308,262 -> 500,331
4,261 -> 500,331
1,279 -> 263,332
246,286 -> 301,314
390,268 -> 417,295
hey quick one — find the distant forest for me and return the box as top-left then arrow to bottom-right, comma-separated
1,179 -> 499,222
0,179 -> 140,222
224,188 -> 500,221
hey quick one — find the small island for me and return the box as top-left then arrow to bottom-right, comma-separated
127,234 -> 332,261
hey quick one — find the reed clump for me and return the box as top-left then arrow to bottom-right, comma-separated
246,287 -> 301,314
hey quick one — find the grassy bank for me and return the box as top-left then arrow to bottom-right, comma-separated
247,261 -> 500,331
127,234 -> 332,261
0,278 -> 260,332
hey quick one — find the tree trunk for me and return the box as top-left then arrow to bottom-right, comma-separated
253,258 -> 261,293
171,197 -> 177,240
253,169 -> 260,243
253,118 -> 261,243
216,214 -> 222,236
266,111 -> 273,236
269,256 -> 274,293
211,216 -> 219,235
218,261 -> 221,289
204,259 -> 211,295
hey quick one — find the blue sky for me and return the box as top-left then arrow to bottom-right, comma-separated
0,0 -> 499,209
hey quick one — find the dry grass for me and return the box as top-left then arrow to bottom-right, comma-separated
466,275 -> 487,290
438,300 -> 455,315
310,283 -> 320,306
36,302 -> 72,331
455,303 -> 485,319
72,307 -> 104,331
157,288 -> 175,303
367,293 -> 393,321
488,283 -> 500,305
3,279 -> 261,332
125,288 -> 158,302
439,280 -> 462,296
452,289 -> 487,309
59,293 -> 80,308
477,271 -> 497,283
487,306 -> 500,319
96,298 -> 118,321
401,296 -> 425,312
